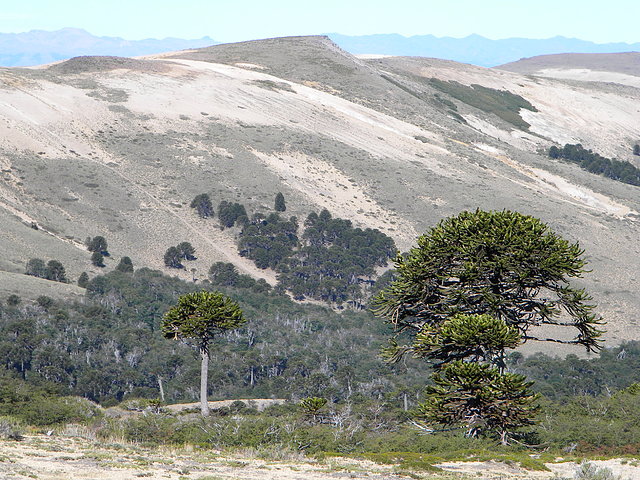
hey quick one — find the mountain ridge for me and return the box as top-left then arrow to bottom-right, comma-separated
1,28 -> 639,68
328,33 -> 640,67
0,27 -> 217,67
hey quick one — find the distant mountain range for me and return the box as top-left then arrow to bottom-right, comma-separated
0,28 -> 218,67
328,33 -> 640,67
1,29 -> 639,68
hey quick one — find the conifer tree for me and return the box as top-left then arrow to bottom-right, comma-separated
176,242 -> 196,261
164,247 -> 183,269
274,192 -> 286,212
190,193 -> 214,218
116,256 -> 134,273
25,258 -> 46,278
87,236 -> 109,256
162,291 -> 246,416
45,260 -> 67,283
77,272 -> 89,287
91,252 -> 105,268
374,209 -> 604,442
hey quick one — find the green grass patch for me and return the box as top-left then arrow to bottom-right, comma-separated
347,449 -> 550,472
427,78 -> 537,130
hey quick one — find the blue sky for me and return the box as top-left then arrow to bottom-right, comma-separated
1,0 -> 638,44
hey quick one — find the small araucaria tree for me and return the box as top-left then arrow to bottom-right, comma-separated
161,291 -> 246,416
373,209 -> 604,442
190,193 -> 214,219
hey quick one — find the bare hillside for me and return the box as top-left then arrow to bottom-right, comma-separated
497,52 -> 640,88
1,36 -> 639,348
498,52 -> 640,77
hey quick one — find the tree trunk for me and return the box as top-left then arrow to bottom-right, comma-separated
200,347 -> 210,416
157,375 -> 165,402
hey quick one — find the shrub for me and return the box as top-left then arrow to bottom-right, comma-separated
77,272 -> 90,287
0,416 -> 24,441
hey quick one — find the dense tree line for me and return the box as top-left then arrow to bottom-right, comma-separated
237,209 -> 396,305
549,143 -> 640,186
0,269 -> 420,405
238,213 -> 299,269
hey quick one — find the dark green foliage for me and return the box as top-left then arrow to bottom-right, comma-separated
375,210 -> 601,442
634,144 -> 640,156
163,247 -> 183,269
218,201 -> 247,228
25,258 -> 46,278
87,236 -> 109,255
115,256 -> 134,273
6,295 -> 21,306
239,213 -> 299,269
91,252 -> 105,267
0,268 -> 422,405
238,208 -> 396,305
275,192 -> 286,212
208,262 -> 268,291
509,341 -> 640,399
45,260 -> 67,283
428,78 -> 537,130
190,193 -> 214,218
0,375 -> 100,426
162,291 -> 246,351
417,361 -> 539,442
77,272 -> 89,288
209,262 -> 242,286
536,387 -> 640,453
36,296 -> 54,310
550,143 -> 640,186
299,396 -> 327,420
176,242 -> 196,261
374,209 -> 603,353
409,314 -> 521,369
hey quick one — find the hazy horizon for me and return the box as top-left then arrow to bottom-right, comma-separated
1,0 -> 638,45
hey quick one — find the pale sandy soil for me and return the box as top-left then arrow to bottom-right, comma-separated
163,398 -> 287,413
530,68 -> 640,89
4,434 -> 640,480
439,458 -> 640,479
0,434 -> 415,480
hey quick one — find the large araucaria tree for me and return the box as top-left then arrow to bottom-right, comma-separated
373,209 -> 604,443
161,290 -> 246,416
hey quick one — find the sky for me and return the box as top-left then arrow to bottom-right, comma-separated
0,0 -> 638,44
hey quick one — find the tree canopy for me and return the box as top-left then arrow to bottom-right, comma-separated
116,257 -> 134,273
374,209 -> 604,353
87,236 -> 109,256
190,193 -> 214,218
275,192 -> 286,212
